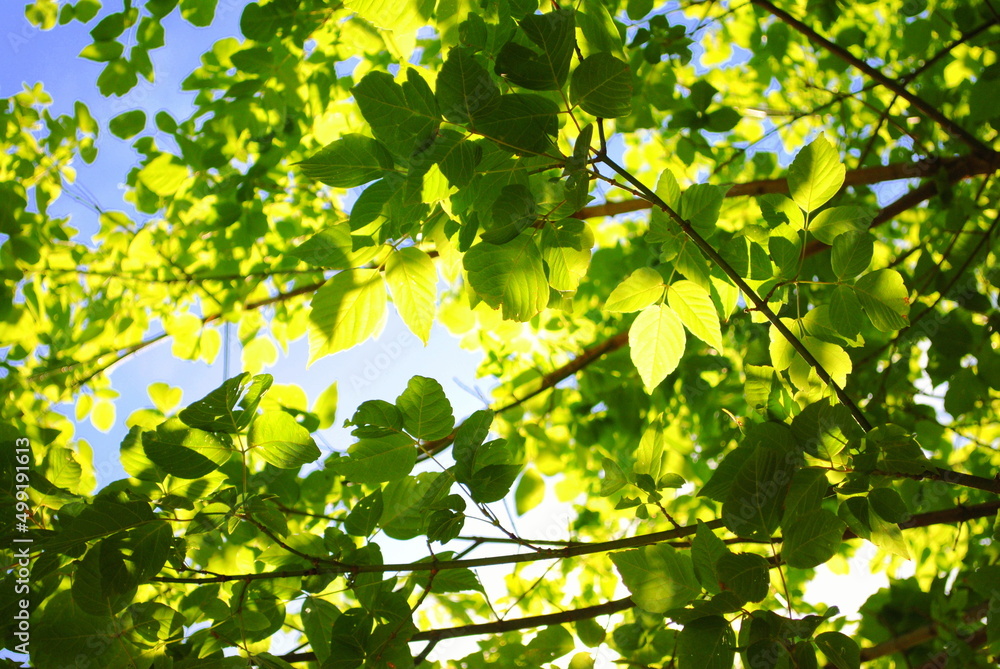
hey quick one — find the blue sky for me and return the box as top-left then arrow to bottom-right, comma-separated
2,2 -> 486,488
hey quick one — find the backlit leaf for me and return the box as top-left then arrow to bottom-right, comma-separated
464,233 -> 549,321
852,269 -> 909,331
308,269 -> 388,362
385,247 -> 437,344
787,136 -> 845,212
629,304 -> 686,392
667,279 -> 723,349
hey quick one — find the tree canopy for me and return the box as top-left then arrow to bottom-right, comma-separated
2,0 -> 1000,667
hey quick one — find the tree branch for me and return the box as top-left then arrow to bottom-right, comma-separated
749,0 -> 998,161
574,154 -> 998,222
820,600 -> 991,668
152,501 -> 1000,585
416,329 -> 630,460
594,135 -> 873,432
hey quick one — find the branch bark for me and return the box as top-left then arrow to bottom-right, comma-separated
574,154 -> 998,222
594,139 -> 873,432
152,501 -> 1000,585
417,330 -> 630,460
749,0 -> 998,160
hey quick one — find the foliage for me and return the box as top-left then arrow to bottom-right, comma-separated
2,0 -> 1000,667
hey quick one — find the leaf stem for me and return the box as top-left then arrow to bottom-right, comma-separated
593,122 -> 873,432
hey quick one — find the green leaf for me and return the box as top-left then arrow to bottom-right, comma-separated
606,267 -> 664,312
436,47 -> 500,125
514,468 -> 545,514
353,69 -> 439,158
852,269 -> 910,331
829,284 -> 864,338
629,304 -> 686,392
344,0 -> 433,33
494,8 -> 575,91
139,154 -> 188,196
612,544 -> 700,613
292,223 -> 381,269
759,193 -> 805,230
381,472 -> 449,539
80,40 -> 124,62
787,136 -> 845,212
831,230 -> 873,279
179,372 -> 271,433
815,631 -> 860,669
349,399 -> 404,437
571,53 -> 632,118
599,457 -> 628,496
722,445 -> 793,539
180,0 -> 217,27
385,247 -> 436,344
676,616 -> 736,669
469,460 -> 522,503
578,0 -> 625,58
692,522 -> 730,594
435,131 -> 482,188
482,183 -> 536,244
808,205 -> 873,245
475,93 -> 560,154
868,487 -> 908,524
297,134 -> 394,188
782,509 -> 846,568
679,183 -> 728,237
576,617 -> 607,647
331,433 -> 416,484
313,382 -> 339,430
248,411 -> 320,469
395,375 -> 455,440
783,467 -> 830,522
41,498 -> 155,555
667,279 -> 723,349
453,425 -> 520,502
464,233 -> 549,321
627,0 -> 654,20
345,490 -> 384,537
541,219 -> 594,292
308,269 -> 388,362
715,553 -> 770,603
143,417 -> 233,479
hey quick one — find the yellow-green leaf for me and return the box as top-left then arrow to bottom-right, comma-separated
308,269 -> 387,363
667,279 -> 723,350
463,233 -> 549,321
853,269 -> 909,332
248,411 -> 321,469
606,267 -> 664,312
629,304 -> 686,392
787,136 -> 845,213
385,246 -> 437,344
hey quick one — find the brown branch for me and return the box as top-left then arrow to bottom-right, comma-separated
278,597 -> 635,665
819,600 -> 991,668
595,139 -> 873,432
269,501 -> 1000,665
857,206 -> 1000,369
416,329 -> 630,460
150,500 -> 1000,586
150,519 -> 727,584
28,278 -> 329,389
493,329 -> 630,413
574,154 -> 998,221
411,596 -> 634,642
749,0 -> 998,160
